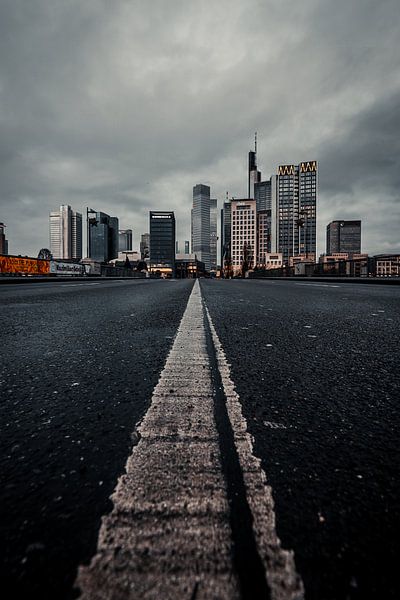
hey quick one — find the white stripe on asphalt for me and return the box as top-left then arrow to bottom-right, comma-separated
76,280 -> 303,599
294,283 -> 340,288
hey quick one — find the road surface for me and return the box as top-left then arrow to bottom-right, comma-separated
1,278 -> 399,599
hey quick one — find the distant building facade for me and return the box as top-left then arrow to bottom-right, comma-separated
149,211 -> 176,274
119,229 -> 133,252
87,209 -> 118,262
0,222 -> 8,255
257,210 -> 271,265
192,184 -> 211,271
221,199 -> 231,274
184,240 -> 190,254
271,161 -> 317,265
210,198 -> 218,273
231,199 -> 256,275
327,220 -> 361,254
374,254 -> 400,277
140,233 -> 150,260
50,205 -> 82,260
254,179 -> 272,212
248,149 -> 261,199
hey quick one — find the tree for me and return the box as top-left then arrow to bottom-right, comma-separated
38,248 -> 52,260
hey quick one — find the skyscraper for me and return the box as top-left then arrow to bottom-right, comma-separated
149,211 -> 176,272
271,161 -> 318,265
221,198 -> 231,273
87,209 -> 119,262
184,240 -> 190,254
0,222 -> 8,255
210,198 -> 218,273
49,205 -> 82,260
254,179 -> 272,212
192,184 -> 211,271
248,134 -> 261,199
327,220 -> 361,254
119,229 -> 133,252
257,210 -> 271,265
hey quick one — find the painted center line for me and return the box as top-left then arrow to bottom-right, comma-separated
76,281 -> 303,600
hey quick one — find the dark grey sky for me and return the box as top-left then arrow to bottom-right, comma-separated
0,0 -> 399,256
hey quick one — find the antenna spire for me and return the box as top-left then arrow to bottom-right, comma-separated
255,131 -> 257,154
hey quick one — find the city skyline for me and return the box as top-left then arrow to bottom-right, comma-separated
1,0 -> 399,257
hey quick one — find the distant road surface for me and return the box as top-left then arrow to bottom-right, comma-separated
1,278 -> 399,599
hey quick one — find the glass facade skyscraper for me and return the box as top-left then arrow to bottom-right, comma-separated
210,198 -> 218,273
254,179 -> 272,212
192,184 -> 211,271
149,211 -> 175,271
87,210 -> 119,263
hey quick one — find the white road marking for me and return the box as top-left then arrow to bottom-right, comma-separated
294,283 -> 340,288
76,281 -> 303,599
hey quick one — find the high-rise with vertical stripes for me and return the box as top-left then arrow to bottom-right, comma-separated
192,184 -> 211,271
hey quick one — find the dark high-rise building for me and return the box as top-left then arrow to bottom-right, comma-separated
254,179 -> 272,212
221,199 -> 231,268
210,198 -> 218,273
248,152 -> 261,199
140,233 -> 150,259
326,220 -> 361,254
184,240 -> 190,254
149,211 -> 176,271
87,209 -> 119,262
119,229 -> 133,252
175,240 -> 180,254
257,210 -> 272,264
0,222 -> 8,255
192,184 -> 210,271
248,133 -> 261,199
271,161 -> 318,265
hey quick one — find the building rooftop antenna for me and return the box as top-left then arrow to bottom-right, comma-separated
255,131 -> 257,155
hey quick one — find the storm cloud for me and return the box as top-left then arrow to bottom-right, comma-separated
0,0 -> 399,256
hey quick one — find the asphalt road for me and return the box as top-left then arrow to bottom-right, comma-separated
1,278 -> 399,600
201,279 -> 400,600
0,279 -> 194,599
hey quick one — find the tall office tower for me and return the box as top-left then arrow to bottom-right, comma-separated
87,209 -> 119,262
271,161 -> 318,265
175,241 -> 180,254
231,199 -> 257,275
119,229 -> 133,252
210,198 -> 218,273
192,184 -> 211,271
257,210 -> 271,265
140,233 -> 150,259
0,222 -> 8,255
50,205 -> 82,260
326,220 -> 361,254
149,211 -> 176,270
221,198 -> 232,266
254,178 -> 272,212
248,134 -> 261,199
184,240 -> 190,254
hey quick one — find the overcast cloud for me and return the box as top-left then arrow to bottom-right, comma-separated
1,0 -> 399,257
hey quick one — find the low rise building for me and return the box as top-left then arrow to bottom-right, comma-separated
374,254 -> 400,277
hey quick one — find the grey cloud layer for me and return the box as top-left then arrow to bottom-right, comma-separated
0,0 -> 399,255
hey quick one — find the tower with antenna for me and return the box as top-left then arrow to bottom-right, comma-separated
248,132 -> 261,199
